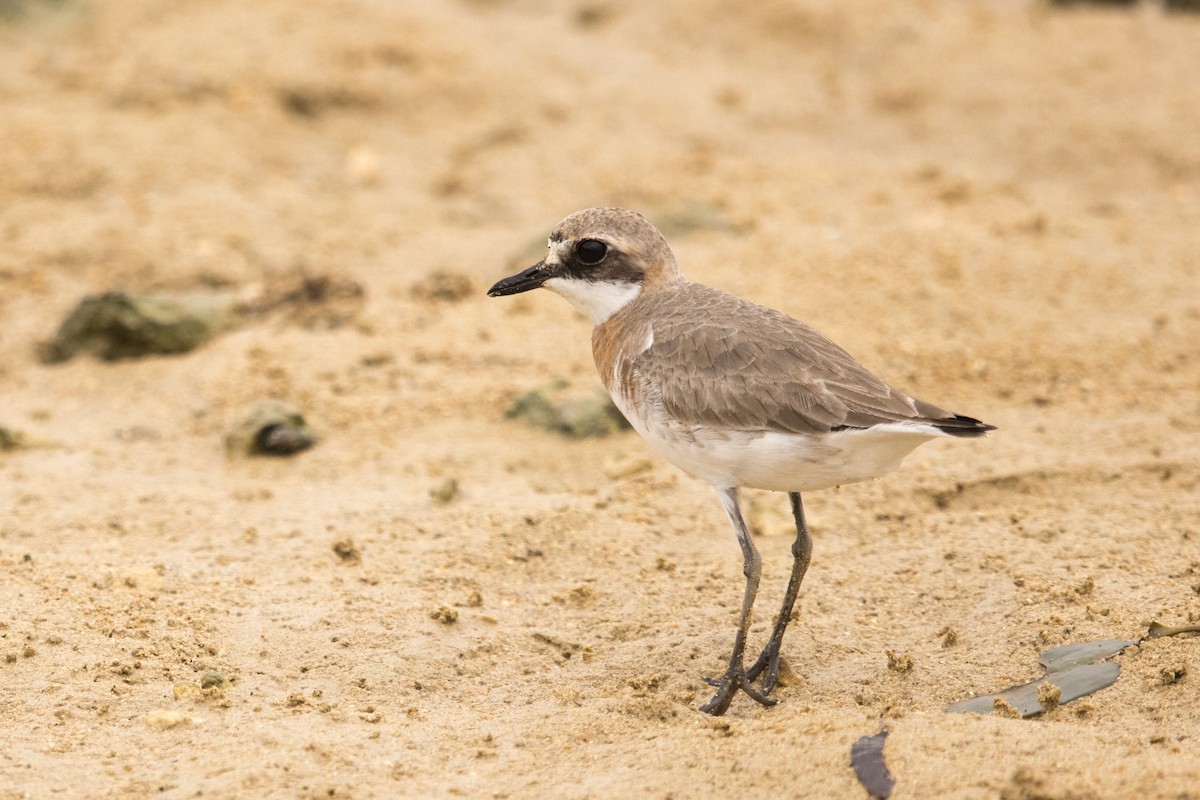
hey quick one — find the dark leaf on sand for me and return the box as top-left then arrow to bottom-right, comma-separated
1054,662 -> 1121,703
850,729 -> 895,799
235,274 -> 365,330
947,638 -> 1133,718
1039,640 -> 1135,673
946,662 -> 1120,718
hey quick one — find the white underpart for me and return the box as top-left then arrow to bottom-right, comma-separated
543,276 -> 642,326
608,378 -> 947,492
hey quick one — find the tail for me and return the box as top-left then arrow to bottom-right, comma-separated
932,414 -> 995,438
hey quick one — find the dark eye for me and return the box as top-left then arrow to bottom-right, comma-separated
576,239 -> 607,265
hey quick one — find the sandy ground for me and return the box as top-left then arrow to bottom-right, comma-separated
2,1 -> 1199,797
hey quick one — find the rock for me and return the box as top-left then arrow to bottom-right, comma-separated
42,291 -> 227,363
0,427 -> 27,451
506,380 -> 630,439
558,395 -> 627,438
506,384 -> 564,432
225,400 -> 316,457
332,538 -> 361,564
429,477 -> 459,505
200,671 -> 228,690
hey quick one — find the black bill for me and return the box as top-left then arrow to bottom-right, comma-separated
487,262 -> 551,297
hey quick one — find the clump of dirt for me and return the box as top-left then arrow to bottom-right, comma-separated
886,650 -> 914,673
429,606 -> 458,625
235,274 -> 366,329
412,270 -> 475,303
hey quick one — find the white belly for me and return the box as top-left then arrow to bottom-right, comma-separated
610,390 -> 943,492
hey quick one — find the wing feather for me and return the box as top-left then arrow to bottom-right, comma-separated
629,282 -> 962,435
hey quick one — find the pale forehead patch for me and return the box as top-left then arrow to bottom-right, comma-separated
546,237 -> 573,264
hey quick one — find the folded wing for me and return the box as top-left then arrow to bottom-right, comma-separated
633,284 -> 993,437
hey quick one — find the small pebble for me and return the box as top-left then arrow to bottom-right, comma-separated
226,400 -> 316,457
333,538 -> 362,564
200,671 -> 228,690
430,477 -> 459,505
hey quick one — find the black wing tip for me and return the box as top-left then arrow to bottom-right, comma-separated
934,414 -> 996,438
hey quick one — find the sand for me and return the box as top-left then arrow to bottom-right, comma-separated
1,1 -> 1198,797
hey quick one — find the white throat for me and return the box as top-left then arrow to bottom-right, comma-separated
543,277 -> 642,326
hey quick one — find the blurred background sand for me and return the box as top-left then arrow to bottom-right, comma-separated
1,1 -> 1198,797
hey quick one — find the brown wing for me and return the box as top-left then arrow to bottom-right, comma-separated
631,283 -> 967,435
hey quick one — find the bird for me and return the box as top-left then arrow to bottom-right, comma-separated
487,207 -> 994,716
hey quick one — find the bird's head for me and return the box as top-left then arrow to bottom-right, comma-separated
488,207 -> 681,325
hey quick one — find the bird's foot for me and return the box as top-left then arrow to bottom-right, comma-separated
699,665 -> 777,716
745,639 -> 783,695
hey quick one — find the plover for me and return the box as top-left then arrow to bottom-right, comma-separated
488,207 -> 994,715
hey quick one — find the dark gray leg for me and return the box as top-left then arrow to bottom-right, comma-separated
699,487 -> 777,716
746,491 -> 813,694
